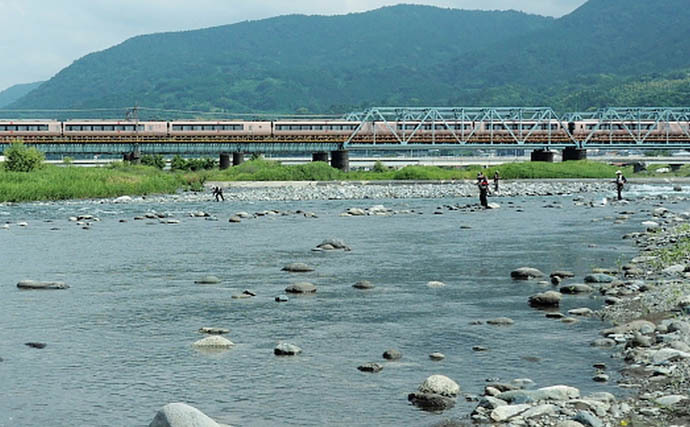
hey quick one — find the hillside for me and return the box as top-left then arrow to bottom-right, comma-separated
0,81 -> 43,108
5,1 -> 690,117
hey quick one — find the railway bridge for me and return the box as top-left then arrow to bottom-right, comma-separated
2,107 -> 690,171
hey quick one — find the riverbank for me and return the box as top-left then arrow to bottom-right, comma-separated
460,199 -> 690,426
0,158 -> 658,203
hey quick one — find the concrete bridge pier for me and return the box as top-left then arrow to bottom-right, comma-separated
562,147 -> 587,161
219,153 -> 231,170
530,149 -> 554,162
312,152 -> 329,163
233,152 -> 245,166
331,150 -> 349,172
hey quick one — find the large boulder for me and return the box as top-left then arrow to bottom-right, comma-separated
383,349 -> 402,360
529,291 -> 562,307
417,374 -> 460,397
353,280 -> 375,290
511,267 -> 545,280
149,403 -> 220,427
285,282 -> 317,294
17,280 -> 69,290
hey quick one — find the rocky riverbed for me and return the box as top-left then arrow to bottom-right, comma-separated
448,202 -> 690,426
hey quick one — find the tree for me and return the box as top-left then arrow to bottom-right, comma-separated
3,142 -> 45,172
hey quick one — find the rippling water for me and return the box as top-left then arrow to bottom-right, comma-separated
0,187 -> 684,426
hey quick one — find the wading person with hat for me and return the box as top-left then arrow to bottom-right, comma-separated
477,172 -> 490,208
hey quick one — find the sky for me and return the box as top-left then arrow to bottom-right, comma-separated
0,0 -> 587,92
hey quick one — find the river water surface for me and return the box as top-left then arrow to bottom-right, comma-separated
0,188 -> 684,426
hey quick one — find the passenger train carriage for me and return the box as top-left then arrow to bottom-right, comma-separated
2,118 -> 690,143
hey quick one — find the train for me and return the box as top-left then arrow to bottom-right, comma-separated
1,118 -> 689,142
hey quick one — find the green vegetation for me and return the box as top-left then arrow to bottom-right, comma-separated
3,142 -> 45,172
0,163 -> 191,203
4,1 -> 690,117
207,158 -> 630,182
649,225 -> 690,269
0,157 -> 665,203
170,155 -> 217,171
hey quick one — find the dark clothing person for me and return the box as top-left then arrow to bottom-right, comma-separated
212,186 -> 224,202
478,177 -> 490,208
493,172 -> 500,192
615,171 -> 627,201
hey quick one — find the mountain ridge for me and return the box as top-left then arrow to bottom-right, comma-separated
5,1 -> 690,117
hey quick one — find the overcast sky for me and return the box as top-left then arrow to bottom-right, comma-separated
0,0 -> 587,91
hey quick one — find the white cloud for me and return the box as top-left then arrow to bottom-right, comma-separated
0,0 -> 587,91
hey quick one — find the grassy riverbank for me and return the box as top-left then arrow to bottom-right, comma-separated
208,158 -> 634,181
0,158 -> 671,203
0,163 -> 204,203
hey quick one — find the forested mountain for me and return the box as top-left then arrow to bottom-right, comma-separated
0,81 -> 43,108
5,0 -> 690,117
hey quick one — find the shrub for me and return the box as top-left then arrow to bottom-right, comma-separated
62,156 -> 74,165
141,154 -> 166,169
372,160 -> 387,172
3,142 -> 45,172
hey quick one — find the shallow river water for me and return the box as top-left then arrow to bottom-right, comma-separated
1,187 -> 687,426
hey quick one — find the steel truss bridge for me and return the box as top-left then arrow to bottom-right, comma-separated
2,107 -> 690,156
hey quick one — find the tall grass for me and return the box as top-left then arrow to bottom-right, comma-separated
0,159 -> 637,203
0,164 -> 183,203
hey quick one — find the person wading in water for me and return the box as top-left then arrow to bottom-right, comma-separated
493,171 -> 500,193
212,186 -> 225,202
615,170 -> 627,201
477,172 -> 490,208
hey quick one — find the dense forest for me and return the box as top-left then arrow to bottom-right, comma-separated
4,0 -> 690,118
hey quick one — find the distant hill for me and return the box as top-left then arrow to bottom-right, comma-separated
5,0 -> 690,117
0,81 -> 43,108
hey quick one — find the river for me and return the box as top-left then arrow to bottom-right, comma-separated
0,186 -> 684,426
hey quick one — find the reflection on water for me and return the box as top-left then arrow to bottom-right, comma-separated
0,190 -> 682,426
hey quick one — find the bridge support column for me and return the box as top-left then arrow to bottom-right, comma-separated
670,163 -> 683,172
633,162 -> 647,173
312,152 -> 329,163
562,147 -> 587,161
331,150 -> 349,172
530,149 -> 554,163
219,153 -> 231,170
232,152 -> 244,166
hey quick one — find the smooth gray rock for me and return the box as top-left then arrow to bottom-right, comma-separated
274,295 -> 289,302
495,390 -> 533,404
550,270 -> 575,278
353,280 -> 375,290
529,291 -> 562,307
274,342 -> 302,356
559,284 -> 593,294
193,336 -> 234,348
149,403 -> 220,427
477,396 -> 508,410
490,404 -> 531,422
17,280 -> 69,290
584,274 -> 615,283
315,238 -> 351,251
418,375 -> 460,397
573,411 -> 603,427
382,349 -> 402,360
281,263 -> 314,273
285,282 -> 317,294
357,363 -> 383,373
511,267 -> 545,280
429,352 -> 445,361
